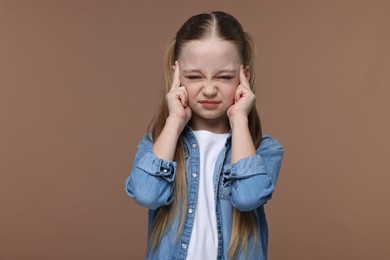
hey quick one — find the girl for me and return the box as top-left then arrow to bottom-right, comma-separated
125,11 -> 284,260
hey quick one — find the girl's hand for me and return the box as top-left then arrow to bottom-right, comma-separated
166,61 -> 192,128
227,65 -> 256,122
151,61 -> 191,161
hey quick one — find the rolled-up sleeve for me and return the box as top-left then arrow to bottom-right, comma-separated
137,151 -> 176,182
125,134 -> 176,210
226,135 -> 284,211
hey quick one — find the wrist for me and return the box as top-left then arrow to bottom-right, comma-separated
166,116 -> 187,133
229,115 -> 248,129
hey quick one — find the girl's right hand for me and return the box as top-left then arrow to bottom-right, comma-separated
151,61 -> 190,160
166,61 -> 192,129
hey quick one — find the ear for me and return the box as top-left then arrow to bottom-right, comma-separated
245,65 -> 250,81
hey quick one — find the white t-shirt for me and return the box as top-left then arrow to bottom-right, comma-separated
186,130 -> 229,260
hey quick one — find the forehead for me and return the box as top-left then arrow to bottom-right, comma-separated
178,38 -> 241,71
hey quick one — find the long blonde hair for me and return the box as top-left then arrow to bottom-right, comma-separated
147,11 -> 262,259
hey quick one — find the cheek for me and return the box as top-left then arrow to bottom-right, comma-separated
183,83 -> 198,100
221,84 -> 238,101
180,77 -> 190,86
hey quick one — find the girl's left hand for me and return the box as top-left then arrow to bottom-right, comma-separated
227,65 -> 256,121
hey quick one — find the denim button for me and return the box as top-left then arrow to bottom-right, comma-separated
188,208 -> 193,214
181,243 -> 187,249
192,173 -> 197,178
163,169 -> 168,173
192,143 -> 197,148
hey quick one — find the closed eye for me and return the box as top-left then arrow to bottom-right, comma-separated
186,75 -> 202,80
217,76 -> 234,80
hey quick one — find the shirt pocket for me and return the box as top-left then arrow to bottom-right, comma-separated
219,163 -> 233,200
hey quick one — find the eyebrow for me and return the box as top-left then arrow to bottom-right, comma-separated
182,69 -> 237,74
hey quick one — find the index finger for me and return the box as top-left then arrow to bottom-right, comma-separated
171,60 -> 181,90
239,64 -> 249,86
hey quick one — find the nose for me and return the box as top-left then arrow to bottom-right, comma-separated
202,80 -> 217,97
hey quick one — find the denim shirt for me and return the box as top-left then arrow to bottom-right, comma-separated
125,126 -> 284,260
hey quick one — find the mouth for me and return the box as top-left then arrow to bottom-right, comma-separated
199,100 -> 221,109
199,100 -> 220,104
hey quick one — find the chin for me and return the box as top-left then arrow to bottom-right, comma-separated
198,111 -> 227,120
190,105 -> 229,120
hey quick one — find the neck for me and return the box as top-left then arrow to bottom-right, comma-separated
189,116 -> 230,134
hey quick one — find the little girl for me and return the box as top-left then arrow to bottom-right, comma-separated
125,11 -> 284,260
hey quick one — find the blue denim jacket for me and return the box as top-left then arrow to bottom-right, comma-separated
125,126 -> 284,260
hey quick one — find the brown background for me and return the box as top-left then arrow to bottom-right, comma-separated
1,1 -> 389,259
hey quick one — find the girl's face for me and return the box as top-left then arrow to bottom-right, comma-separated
178,37 -> 243,132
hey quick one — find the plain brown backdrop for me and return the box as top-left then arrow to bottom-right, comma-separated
1,1 -> 389,259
